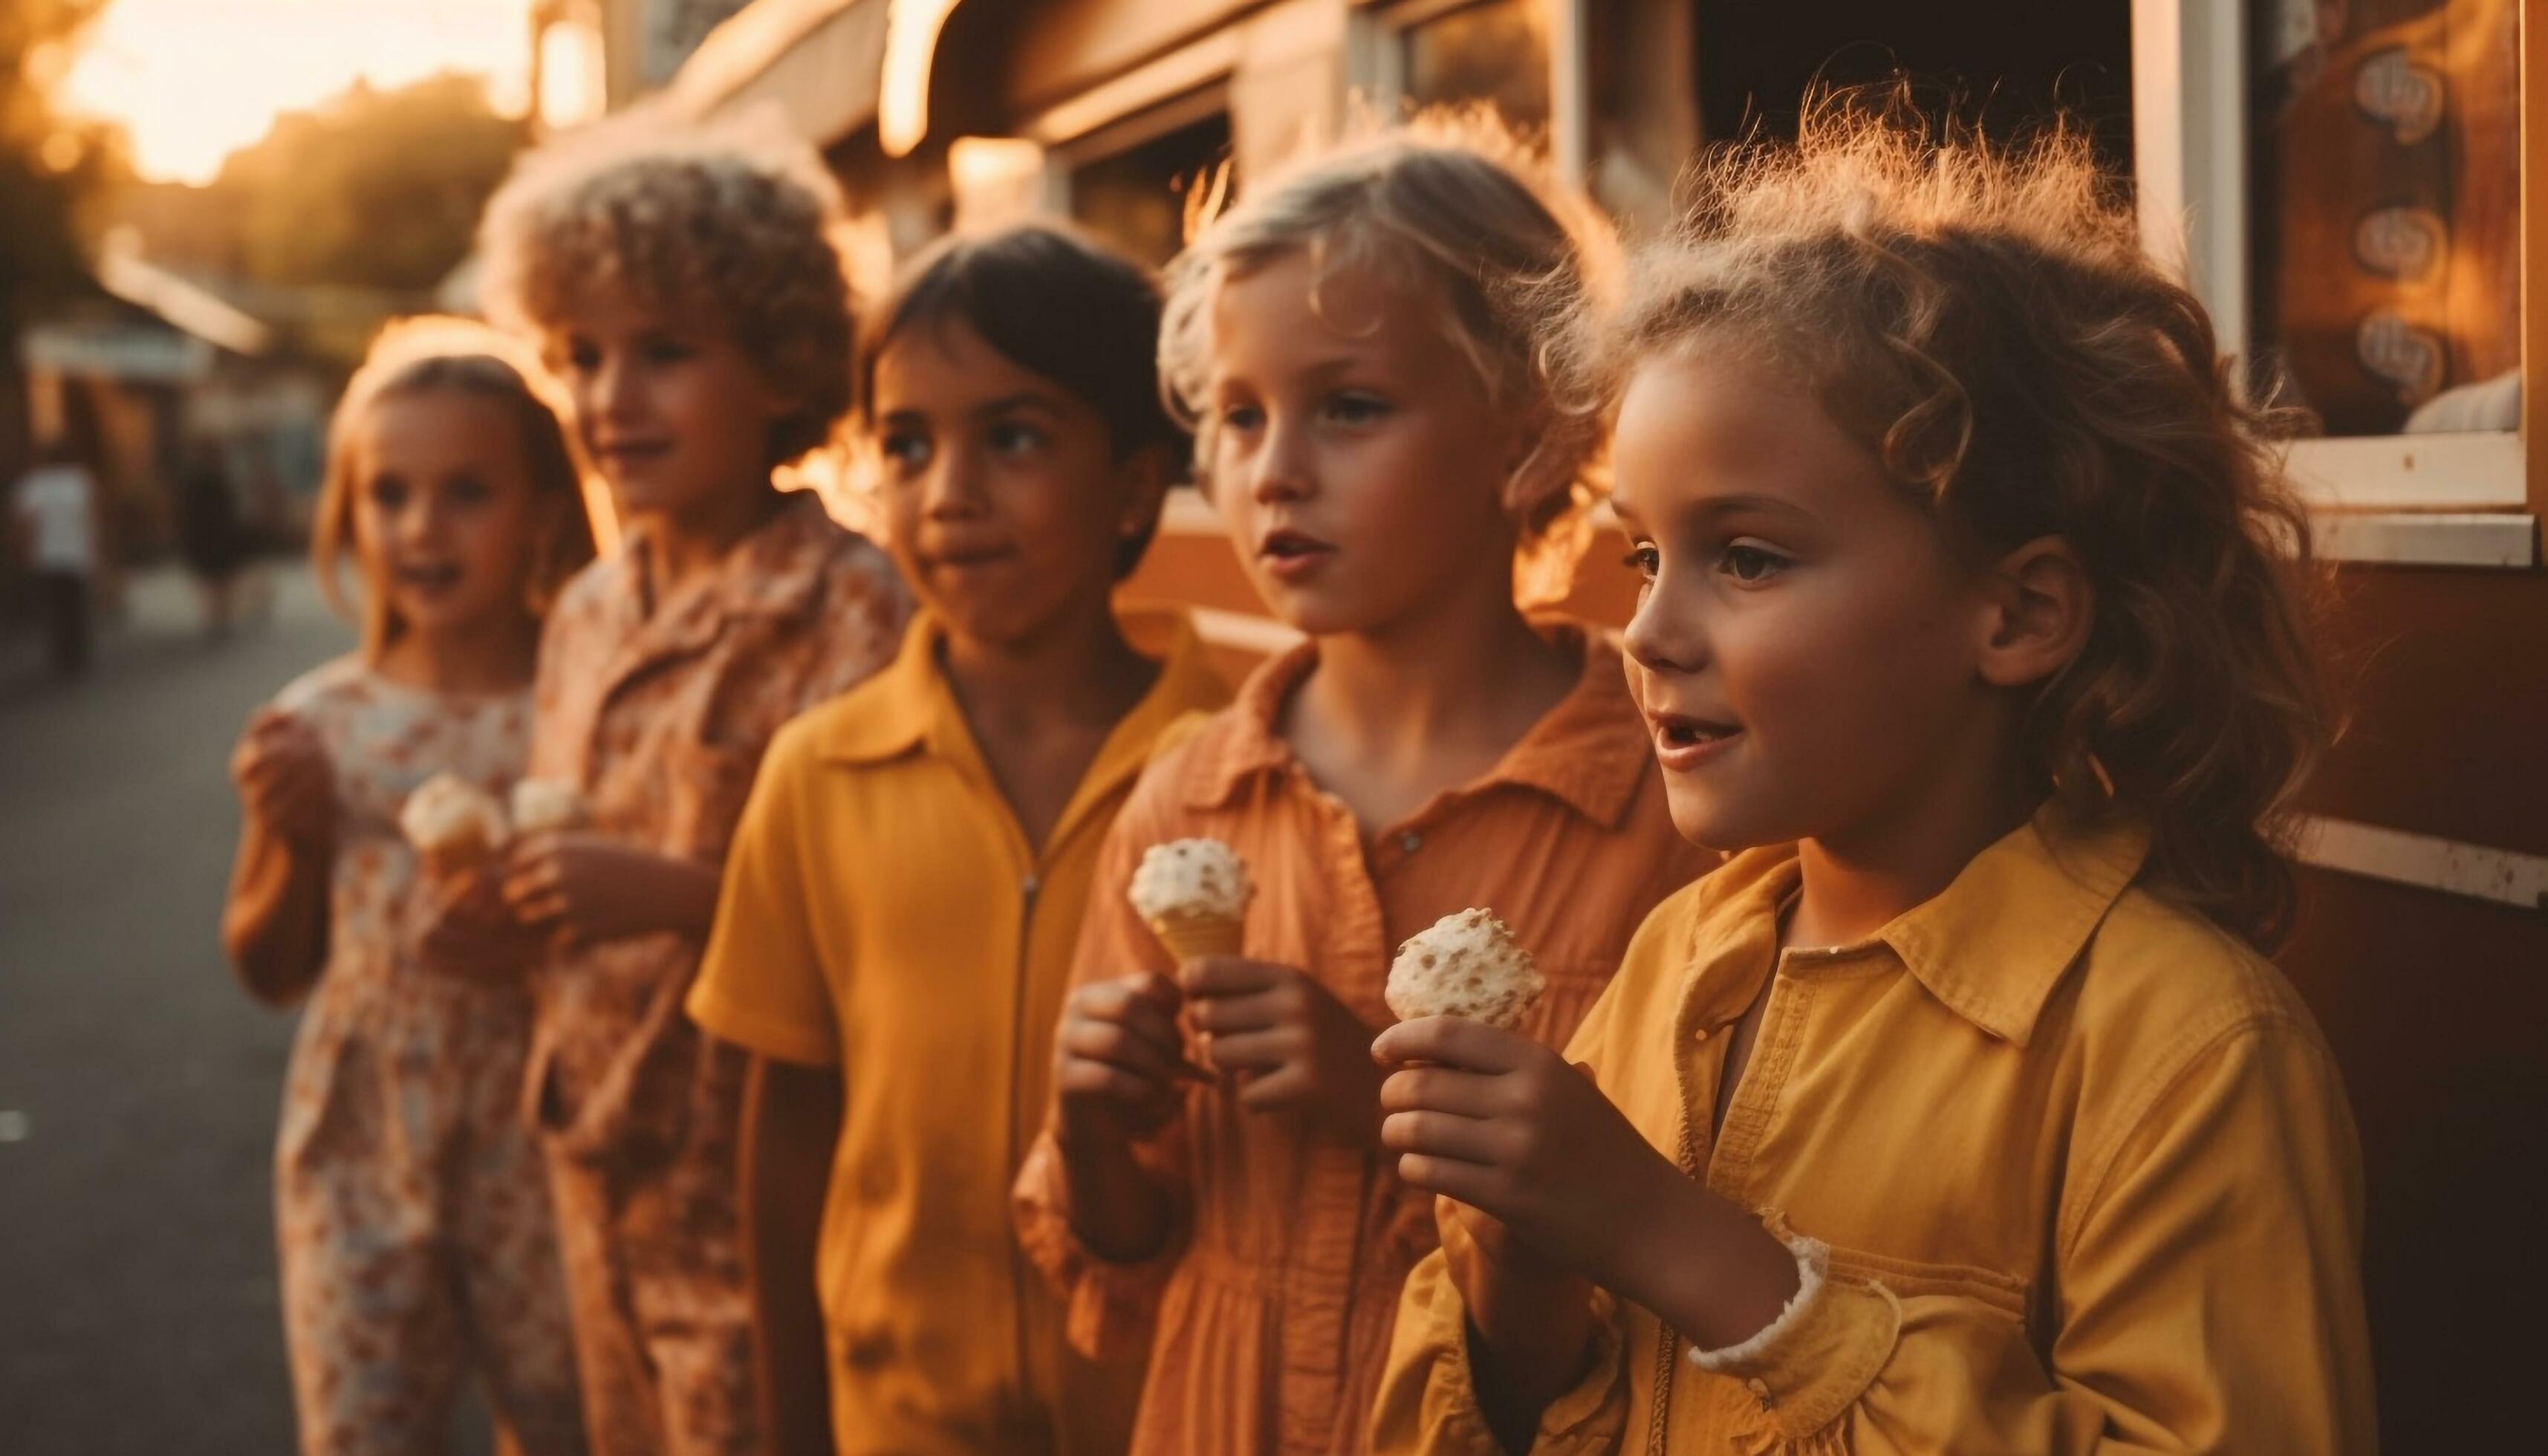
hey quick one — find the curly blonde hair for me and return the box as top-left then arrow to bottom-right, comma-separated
1554,95 -> 2332,947
476,115 -> 856,468
1159,111 -> 1618,604
316,317 -> 602,661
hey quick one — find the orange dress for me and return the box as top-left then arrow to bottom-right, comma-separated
525,493 -> 909,1456
1013,622 -> 1717,1456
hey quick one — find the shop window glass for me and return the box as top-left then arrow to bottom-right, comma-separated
1404,0 -> 1550,132
2249,0 -> 2521,436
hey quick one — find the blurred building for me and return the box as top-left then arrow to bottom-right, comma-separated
627,4 -> 2543,1443
13,239 -> 323,602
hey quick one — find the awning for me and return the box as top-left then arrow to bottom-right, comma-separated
664,0 -> 889,147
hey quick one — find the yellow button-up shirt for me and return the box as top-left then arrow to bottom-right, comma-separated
686,608 -> 1228,1455
1374,810 -> 2376,1455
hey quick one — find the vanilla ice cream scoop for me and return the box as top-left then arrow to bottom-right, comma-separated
1129,838 -> 1252,962
510,777 -> 587,836
1386,909 -> 1545,1029
400,773 -> 510,877
1128,838 -> 1252,923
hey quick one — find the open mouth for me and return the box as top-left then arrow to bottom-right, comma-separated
394,562 -> 464,593
1258,529 -> 1335,578
1648,710 -> 1741,765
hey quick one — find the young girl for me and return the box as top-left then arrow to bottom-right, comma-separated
685,223 -> 1227,1456
1368,110 -> 2376,1453
222,318 -> 598,1455
1012,124 -> 1717,1455
475,124 -> 911,1456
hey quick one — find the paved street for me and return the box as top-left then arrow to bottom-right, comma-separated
0,567 -> 494,1453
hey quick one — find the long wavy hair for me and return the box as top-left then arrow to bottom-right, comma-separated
1545,94 -> 2333,947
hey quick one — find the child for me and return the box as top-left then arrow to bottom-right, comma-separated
1011,123 -> 1717,1455
221,318 -> 598,1455
1368,107 -> 2376,1453
475,123 -> 912,1455
685,223 -> 1227,1456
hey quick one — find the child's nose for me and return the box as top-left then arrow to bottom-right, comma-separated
920,447 -> 988,519
1246,420 -> 1312,505
1622,581 -> 1707,675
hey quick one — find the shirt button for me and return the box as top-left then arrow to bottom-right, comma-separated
1692,1027 -> 1712,1042
1399,831 -> 1422,854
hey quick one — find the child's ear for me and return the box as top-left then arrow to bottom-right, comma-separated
1114,443 -> 1176,540
1977,536 -> 2093,689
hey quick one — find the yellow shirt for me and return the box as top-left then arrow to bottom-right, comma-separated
1372,810 -> 2376,1455
686,608 -> 1229,1456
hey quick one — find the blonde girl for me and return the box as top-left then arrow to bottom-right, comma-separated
223,317 -> 598,1455
1014,119 -> 1715,1455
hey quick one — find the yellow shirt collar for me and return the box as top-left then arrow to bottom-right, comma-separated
1691,807 -> 2153,1047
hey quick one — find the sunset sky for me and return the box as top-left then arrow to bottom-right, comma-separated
58,0 -> 599,185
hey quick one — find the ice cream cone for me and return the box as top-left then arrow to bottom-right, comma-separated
1148,908 -> 1244,964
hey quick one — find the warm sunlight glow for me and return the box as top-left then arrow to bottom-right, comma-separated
879,0 -> 963,157
59,0 -> 539,185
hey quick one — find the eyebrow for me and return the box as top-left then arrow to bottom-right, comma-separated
1616,492 -> 1819,531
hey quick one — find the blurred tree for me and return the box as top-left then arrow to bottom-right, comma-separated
207,74 -> 521,293
1,0 -> 126,458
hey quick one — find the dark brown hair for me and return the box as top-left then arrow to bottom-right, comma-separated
856,223 -> 1183,578
1552,95 -> 2332,947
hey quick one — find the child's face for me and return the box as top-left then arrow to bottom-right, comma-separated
1613,348 -> 2009,853
871,317 -> 1160,647
1203,253 -> 1524,637
350,390 -> 546,638
550,281 -> 794,523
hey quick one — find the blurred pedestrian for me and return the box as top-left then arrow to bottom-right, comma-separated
176,437 -> 253,639
477,120 -> 911,1456
10,437 -> 100,678
222,319 -> 599,1456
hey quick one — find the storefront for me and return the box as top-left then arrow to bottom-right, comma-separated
673,1 -> 2542,1441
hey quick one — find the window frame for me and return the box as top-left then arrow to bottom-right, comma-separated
2133,0 -> 2540,559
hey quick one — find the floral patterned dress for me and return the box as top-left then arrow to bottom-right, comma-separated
270,657 -> 583,1455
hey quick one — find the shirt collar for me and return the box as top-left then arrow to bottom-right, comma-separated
620,491 -> 842,625
818,605 -> 1223,776
1685,806 -> 2151,1047
1183,618 -> 1651,829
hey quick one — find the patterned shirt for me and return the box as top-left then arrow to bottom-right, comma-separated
523,493 -> 909,1160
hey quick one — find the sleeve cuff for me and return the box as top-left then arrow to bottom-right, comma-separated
683,983 -> 839,1068
1010,1132 -> 1187,1363
1684,1215 -> 1901,1440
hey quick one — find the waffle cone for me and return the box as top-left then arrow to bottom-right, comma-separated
1148,909 -> 1244,963
421,831 -> 496,882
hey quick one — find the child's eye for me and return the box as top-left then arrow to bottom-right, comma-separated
1220,403 -> 1264,433
1719,542 -> 1789,583
987,421 -> 1047,458
368,477 -> 408,510
1325,392 -> 1391,425
561,340 -> 599,374
643,339 -> 694,366
1622,543 -> 1660,579
879,431 -> 931,470
446,475 -> 493,506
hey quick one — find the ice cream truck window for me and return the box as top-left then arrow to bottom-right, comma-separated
1401,0 -> 1550,131
2138,0 -> 2528,518
2247,0 -> 2519,440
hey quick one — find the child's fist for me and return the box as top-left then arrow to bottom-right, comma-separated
1186,955 -> 1386,1143
1053,972 -> 1189,1146
231,707 -> 334,848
